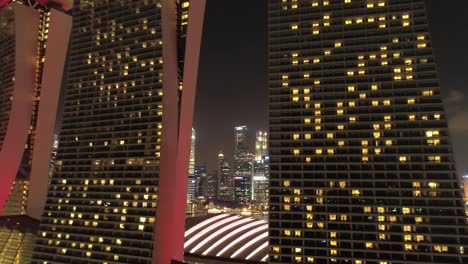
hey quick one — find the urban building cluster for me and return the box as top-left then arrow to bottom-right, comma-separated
185,127 -> 270,216
0,0 -> 467,264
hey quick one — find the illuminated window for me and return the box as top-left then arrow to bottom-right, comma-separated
291,24 -> 299,30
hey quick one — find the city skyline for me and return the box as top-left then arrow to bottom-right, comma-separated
0,1 -> 467,264
194,0 -> 468,180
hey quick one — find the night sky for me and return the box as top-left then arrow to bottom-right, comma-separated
195,0 -> 468,178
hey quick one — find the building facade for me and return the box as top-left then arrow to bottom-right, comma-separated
32,1 -> 205,263
269,0 -> 467,263
233,126 -> 254,203
253,131 -> 269,204
0,0 -> 71,219
218,151 -> 233,202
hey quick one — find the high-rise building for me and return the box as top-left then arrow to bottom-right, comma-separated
217,151 -> 233,201
0,0 -> 71,218
463,175 -> 468,204
204,170 -> 218,202
189,128 -> 196,175
253,131 -> 269,204
187,128 -> 196,201
255,131 -> 268,161
0,215 -> 39,263
32,1 -> 206,263
233,126 -> 254,203
269,1 -> 467,263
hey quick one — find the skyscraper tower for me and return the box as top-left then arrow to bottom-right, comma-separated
0,0 -> 72,218
233,125 -> 254,203
253,131 -> 269,204
189,128 -> 196,175
217,151 -> 233,201
269,1 -> 467,263
187,128 -> 196,201
32,1 -> 206,264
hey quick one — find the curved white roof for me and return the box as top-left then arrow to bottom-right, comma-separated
184,214 -> 269,262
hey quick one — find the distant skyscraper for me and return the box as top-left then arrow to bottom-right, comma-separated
187,128 -> 196,201
32,1 -> 206,264
233,126 -> 254,203
463,175 -> 468,204
194,165 -> 207,198
255,131 -> 268,161
204,170 -> 218,202
0,0 -> 71,218
252,131 -> 269,204
189,128 -> 196,175
217,151 -> 233,201
269,1 -> 467,263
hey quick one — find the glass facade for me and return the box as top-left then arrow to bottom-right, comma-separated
33,0 -> 192,263
268,0 -> 468,263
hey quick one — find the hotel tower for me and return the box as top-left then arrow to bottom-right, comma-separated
269,0 -> 468,263
32,0 -> 205,263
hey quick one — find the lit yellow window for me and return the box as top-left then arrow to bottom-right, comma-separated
335,42 -> 342,47
305,157 -> 311,163
313,58 -> 320,63
293,134 -> 300,140
283,180 -> 290,187
324,50 -> 331,56
415,217 -> 423,223
293,149 -> 301,155
368,17 -> 375,22
385,140 -> 392,146
349,117 -> 356,123
364,207 -> 371,213
284,205 -> 291,210
367,3 -> 374,8
305,134 -> 312,140
312,1 -> 319,7
338,141 -> 345,147
378,2 -> 385,7
403,21 -> 410,27
348,85 -> 355,92
359,93 -> 366,99
337,125 -> 344,130
352,189 -> 361,196
399,156 -> 408,162
372,101 -> 379,107
422,90 -> 433,96
313,30 -> 320,35
345,0 -> 351,3
418,43 -> 427,48
349,101 -> 356,107
291,24 -> 299,30
407,98 -> 415,104
345,19 -> 353,25
315,149 -> 323,155
366,242 -> 374,248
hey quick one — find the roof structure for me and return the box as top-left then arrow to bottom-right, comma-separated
184,214 -> 269,263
